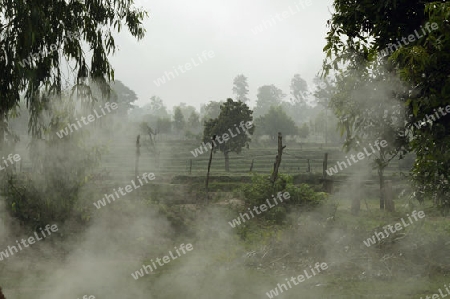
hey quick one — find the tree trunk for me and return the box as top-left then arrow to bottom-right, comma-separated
224,150 -> 230,172
325,108 -> 328,145
351,184 -> 362,215
323,153 -> 328,176
0,111 -> 5,151
378,168 -> 385,210
385,180 -> 395,212
322,153 -> 333,193
135,135 -> 140,178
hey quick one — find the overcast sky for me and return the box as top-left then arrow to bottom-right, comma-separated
109,0 -> 334,111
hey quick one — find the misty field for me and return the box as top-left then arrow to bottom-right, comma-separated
2,0 -> 450,298
1,137 -> 448,299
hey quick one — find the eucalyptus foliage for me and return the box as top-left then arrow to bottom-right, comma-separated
0,0 -> 147,139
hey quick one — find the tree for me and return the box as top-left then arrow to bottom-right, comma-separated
133,96 -> 170,130
298,123 -> 310,139
173,102 -> 196,120
3,94 -> 106,228
254,85 -> 286,117
313,77 -> 334,144
314,111 -> 326,136
156,117 -> 171,135
200,100 -> 223,123
148,96 -> 169,115
256,106 -> 298,140
203,99 -> 254,172
287,74 -> 311,124
147,96 -> 169,120
187,111 -> 201,131
323,0 -> 450,203
109,80 -> 138,115
173,107 -> 186,133
328,54 -> 408,209
313,76 -> 332,103
290,74 -> 309,105
232,74 -> 250,103
0,0 -> 147,148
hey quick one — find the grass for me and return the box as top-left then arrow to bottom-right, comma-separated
2,138 -> 433,299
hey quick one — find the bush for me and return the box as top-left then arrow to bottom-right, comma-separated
0,96 -> 105,229
1,140 -> 103,229
239,173 -> 327,224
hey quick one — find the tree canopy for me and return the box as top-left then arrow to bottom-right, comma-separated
0,0 -> 147,145
203,99 -> 254,172
290,74 -> 308,105
109,80 -> 138,115
254,85 -> 285,117
232,74 -> 250,103
255,106 -> 298,140
323,0 -> 450,200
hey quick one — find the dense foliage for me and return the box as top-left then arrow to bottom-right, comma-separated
1,95 -> 106,229
0,0 -> 147,145
323,0 -> 450,202
203,99 -> 254,171
240,174 -> 327,224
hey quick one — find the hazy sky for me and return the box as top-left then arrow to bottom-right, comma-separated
110,0 -> 334,111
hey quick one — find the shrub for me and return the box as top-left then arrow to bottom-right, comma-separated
0,96 -> 105,229
239,173 -> 327,224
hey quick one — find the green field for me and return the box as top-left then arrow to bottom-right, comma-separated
2,138 -> 444,299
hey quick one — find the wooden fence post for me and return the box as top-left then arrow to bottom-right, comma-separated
205,136 -> 216,203
0,286 -> 6,299
270,132 -> 286,185
249,159 -> 254,172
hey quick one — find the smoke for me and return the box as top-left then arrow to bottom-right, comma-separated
0,73 -> 446,299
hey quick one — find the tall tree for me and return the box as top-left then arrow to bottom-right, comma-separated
290,74 -> 309,106
298,123 -> 310,140
134,96 -> 169,130
175,102 -> 197,121
254,85 -> 285,117
173,106 -> 186,133
255,106 -> 298,140
109,80 -> 138,115
287,74 -> 310,124
200,100 -> 223,123
148,96 -> 165,113
232,74 -> 250,103
203,99 -> 254,172
313,76 -> 334,144
0,0 -> 147,148
156,117 -> 171,135
329,61 -> 408,209
187,111 -> 201,132
323,0 -> 450,202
